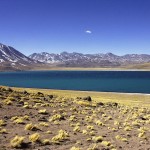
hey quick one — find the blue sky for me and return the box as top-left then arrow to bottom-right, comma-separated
0,0 -> 150,55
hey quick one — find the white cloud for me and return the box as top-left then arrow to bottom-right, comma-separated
85,30 -> 92,34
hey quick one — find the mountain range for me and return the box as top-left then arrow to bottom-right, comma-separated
0,43 -> 150,70
29,51 -> 150,67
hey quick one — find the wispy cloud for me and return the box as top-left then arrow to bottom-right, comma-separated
85,30 -> 92,34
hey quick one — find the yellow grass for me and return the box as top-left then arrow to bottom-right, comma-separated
1,86 -> 150,107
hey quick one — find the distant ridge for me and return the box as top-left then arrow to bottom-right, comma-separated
0,43 -> 150,71
29,51 -> 150,67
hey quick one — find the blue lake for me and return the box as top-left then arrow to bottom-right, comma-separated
0,71 -> 150,94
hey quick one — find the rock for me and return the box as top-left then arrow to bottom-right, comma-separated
6,88 -> 13,92
38,116 -> 48,122
23,90 -> 28,95
139,116 -> 147,120
97,102 -> 104,106
18,101 -> 24,105
106,102 -> 118,107
60,115 -> 65,120
16,104 -> 24,107
3,115 -> 9,120
76,97 -> 82,100
83,96 -> 92,101
1,88 -> 6,91
41,97 -> 48,101
37,92 -> 44,96
48,95 -> 53,99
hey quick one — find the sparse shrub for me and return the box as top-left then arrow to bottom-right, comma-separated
38,109 -> 48,114
132,120 -> 140,127
138,132 -> 146,138
76,100 -> 92,107
86,138 -> 92,141
92,136 -> 103,142
42,139 -> 51,145
87,125 -> 94,130
121,138 -> 128,142
95,120 -> 103,126
10,136 -> 25,148
69,115 -> 77,122
25,123 -> 39,131
70,146 -> 81,150
102,114 -> 107,117
49,114 -> 65,121
87,144 -> 99,150
89,131 -> 95,136
0,128 -> 7,134
73,126 -> 80,132
23,104 -> 30,109
53,120 -> 60,125
39,122 -> 49,127
3,99 -> 12,105
101,141 -> 111,146
112,128 -> 118,131
29,133 -> 40,143
82,130 -> 88,135
115,135 -> 128,142
0,119 -> 6,126
11,116 -> 18,121
124,126 -> 132,131
45,130 -> 52,134
114,120 -> 120,126
23,115 -> 29,120
107,116 -> 112,120
13,118 -> 24,124
51,129 -> 69,143
115,135 -> 121,140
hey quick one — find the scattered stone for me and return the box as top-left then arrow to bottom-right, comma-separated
3,115 -> 9,120
82,96 -> 92,101
23,90 -> 28,95
38,116 -> 48,122
106,102 -> 118,107
76,97 -> 82,100
6,88 -> 13,92
37,92 -> 44,96
97,102 -> 104,106
48,95 -> 53,99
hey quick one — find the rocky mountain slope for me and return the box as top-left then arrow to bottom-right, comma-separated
0,43 -> 38,71
29,52 -> 150,67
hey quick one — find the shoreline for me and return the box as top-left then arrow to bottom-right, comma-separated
30,67 -> 150,72
0,68 -> 150,73
3,85 -> 150,95
1,85 -> 150,107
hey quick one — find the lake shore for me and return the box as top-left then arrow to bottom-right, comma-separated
1,85 -> 150,107
31,67 -> 150,71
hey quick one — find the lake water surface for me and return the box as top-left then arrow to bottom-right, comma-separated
0,71 -> 150,94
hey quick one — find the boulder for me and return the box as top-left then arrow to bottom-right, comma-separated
83,96 -> 92,101
48,95 -> 53,99
97,102 -> 104,106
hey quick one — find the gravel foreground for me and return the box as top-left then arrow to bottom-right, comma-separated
0,86 -> 150,150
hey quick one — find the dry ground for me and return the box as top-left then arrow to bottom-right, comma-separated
0,86 -> 150,150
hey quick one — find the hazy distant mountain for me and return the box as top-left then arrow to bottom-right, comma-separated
0,43 -> 150,70
0,43 -> 38,71
29,51 -> 150,67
